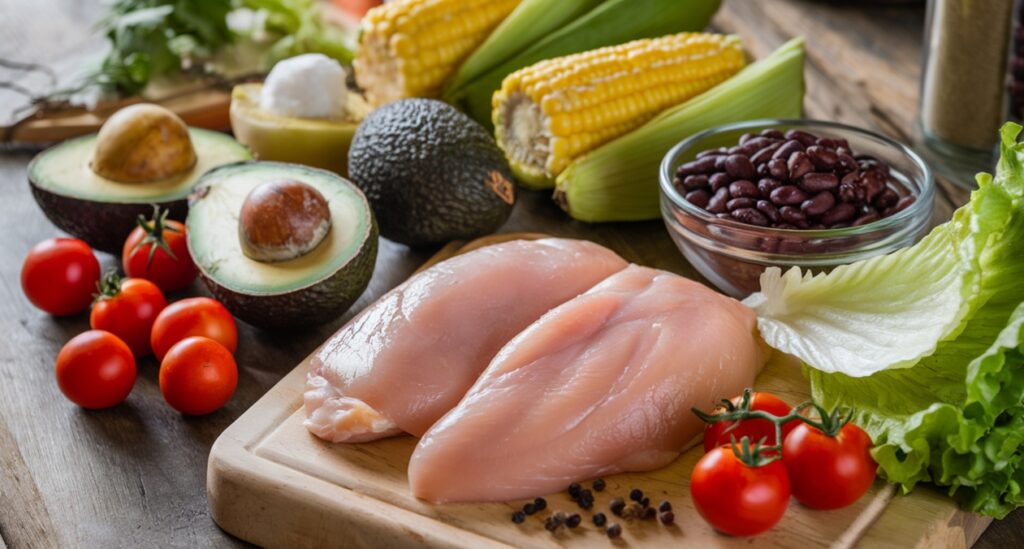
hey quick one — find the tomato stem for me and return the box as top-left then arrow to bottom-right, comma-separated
132,205 -> 179,268
93,269 -> 123,303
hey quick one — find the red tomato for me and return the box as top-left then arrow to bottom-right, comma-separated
122,207 -> 198,293
55,330 -> 137,409
21,238 -> 100,316
151,297 -> 238,361
691,445 -> 791,537
783,422 -> 877,510
89,275 -> 167,357
159,337 -> 238,415
703,392 -> 795,452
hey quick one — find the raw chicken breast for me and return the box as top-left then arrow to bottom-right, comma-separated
409,265 -> 766,503
304,238 -> 627,443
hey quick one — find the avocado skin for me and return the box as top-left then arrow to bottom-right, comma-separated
29,183 -> 186,254
199,218 -> 378,331
348,99 -> 516,247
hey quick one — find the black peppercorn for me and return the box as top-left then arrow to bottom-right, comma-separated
607,523 -> 622,539
593,478 -> 606,492
609,497 -> 625,516
523,503 -> 536,515
512,511 -> 525,524
533,497 -> 547,512
593,512 -> 607,527
659,511 -> 675,526
640,497 -> 650,508
629,488 -> 643,502
643,507 -> 657,520
658,501 -> 672,513
568,483 -> 582,499
566,514 -> 582,528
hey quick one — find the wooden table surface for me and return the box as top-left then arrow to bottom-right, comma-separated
0,0 -> 1017,547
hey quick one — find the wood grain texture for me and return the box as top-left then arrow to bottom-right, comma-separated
0,0 -> 1018,547
207,233 -> 992,549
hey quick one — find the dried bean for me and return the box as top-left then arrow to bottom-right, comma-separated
726,197 -> 756,211
801,191 -> 836,216
677,156 -> 716,176
739,132 -> 757,144
760,128 -> 785,139
772,139 -> 805,160
756,200 -> 781,223
750,143 -> 782,165
757,163 -> 771,177
768,158 -> 789,180
838,153 -> 859,173
757,177 -> 782,196
821,202 -> 856,224
874,188 -> 899,209
715,155 -> 728,172
743,136 -> 776,151
725,154 -> 756,180
780,206 -> 807,225
729,180 -> 759,198
860,170 -> 886,202
709,172 -> 731,192
785,129 -> 818,147
895,195 -> 917,212
707,187 -> 730,213
770,185 -> 808,206
685,189 -> 711,209
787,151 -> 815,180
732,208 -> 768,226
682,175 -> 709,190
696,147 -> 727,159
806,145 -> 838,170
800,172 -> 839,192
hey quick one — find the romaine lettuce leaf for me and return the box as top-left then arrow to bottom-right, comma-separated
748,123 -> 1024,517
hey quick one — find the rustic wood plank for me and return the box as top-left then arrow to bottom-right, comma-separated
0,410 -> 61,548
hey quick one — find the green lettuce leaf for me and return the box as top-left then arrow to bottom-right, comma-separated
749,123 -> 1024,517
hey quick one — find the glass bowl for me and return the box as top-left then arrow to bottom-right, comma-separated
659,119 -> 935,298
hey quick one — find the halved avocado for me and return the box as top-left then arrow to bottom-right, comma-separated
29,129 -> 251,253
186,161 -> 378,330
230,83 -> 372,177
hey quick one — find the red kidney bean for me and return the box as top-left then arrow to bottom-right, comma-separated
874,188 -> 899,210
757,177 -> 782,196
837,153 -> 859,173
742,137 -> 776,151
682,175 -> 709,190
677,157 -> 717,176
706,187 -> 730,213
685,189 -> 711,209
820,202 -> 856,224
732,208 -> 769,226
729,180 -> 759,198
750,143 -> 782,165
895,195 -> 917,212
853,213 -> 881,226
772,139 -> 805,161
757,163 -> 771,177
806,145 -> 838,170
760,128 -> 785,139
770,185 -> 808,205
714,156 -> 729,172
727,197 -> 757,211
768,158 -> 789,180
801,191 -> 836,216
800,172 -> 839,193
787,151 -> 815,180
756,200 -> 781,223
739,132 -> 757,144
709,172 -> 731,192
696,147 -> 727,159
780,206 -> 808,226
725,154 -> 756,180
860,170 -> 887,202
785,129 -> 818,147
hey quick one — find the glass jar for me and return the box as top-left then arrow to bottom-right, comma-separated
916,0 -> 1014,189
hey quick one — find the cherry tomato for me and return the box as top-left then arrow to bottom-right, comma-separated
56,330 -> 136,409
783,422 -> 877,510
691,445 -> 791,537
122,207 -> 198,293
21,238 -> 100,316
151,297 -> 238,361
89,274 -> 167,357
703,392 -> 795,452
159,337 -> 238,415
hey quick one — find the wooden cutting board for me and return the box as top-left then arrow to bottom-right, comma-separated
207,233 -> 992,548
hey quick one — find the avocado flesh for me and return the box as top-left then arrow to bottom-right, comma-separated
28,129 -> 250,253
230,83 -> 370,177
187,162 -> 377,329
29,129 -> 249,202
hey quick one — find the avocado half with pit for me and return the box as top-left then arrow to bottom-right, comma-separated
28,104 -> 251,253
230,83 -> 372,177
186,161 -> 378,330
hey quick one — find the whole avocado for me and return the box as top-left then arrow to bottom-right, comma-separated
348,99 -> 516,247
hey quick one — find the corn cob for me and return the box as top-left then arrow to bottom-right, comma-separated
446,0 -> 723,130
555,38 -> 806,222
354,0 -> 521,107
494,33 -> 746,189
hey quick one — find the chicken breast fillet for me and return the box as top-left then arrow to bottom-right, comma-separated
304,238 -> 628,443
409,265 -> 766,503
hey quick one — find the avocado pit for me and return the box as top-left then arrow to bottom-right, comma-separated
239,179 -> 332,263
90,103 -> 197,183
